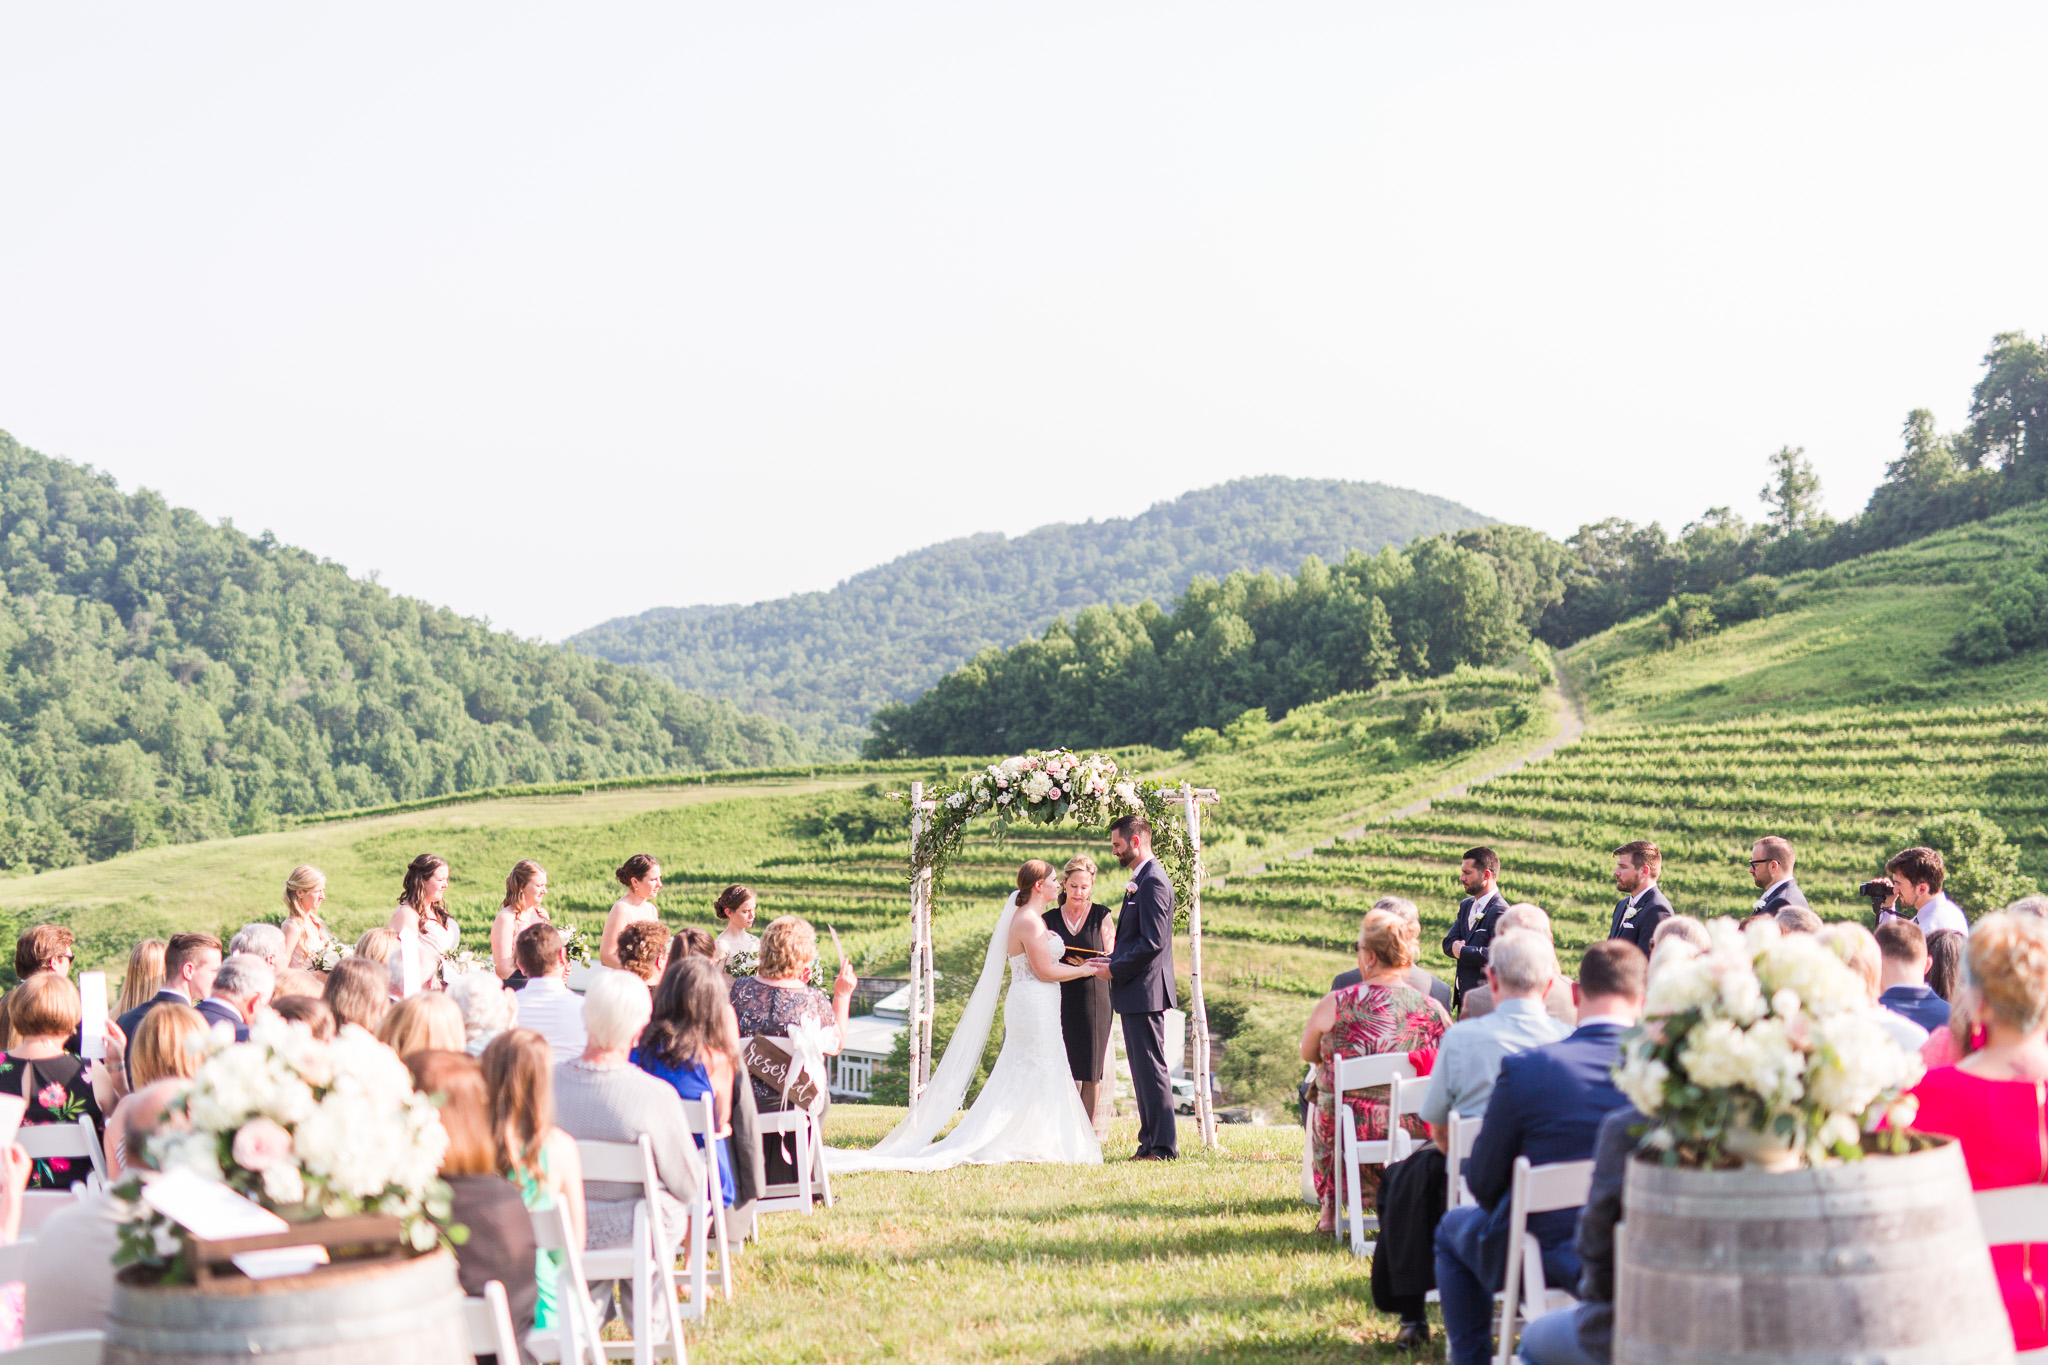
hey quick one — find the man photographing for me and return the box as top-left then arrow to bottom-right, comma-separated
1881,846 -> 1969,936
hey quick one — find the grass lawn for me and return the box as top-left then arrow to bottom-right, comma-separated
691,1105 -> 1433,1364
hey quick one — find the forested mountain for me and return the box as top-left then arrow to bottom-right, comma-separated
567,477 -> 1490,752
0,431 -> 806,872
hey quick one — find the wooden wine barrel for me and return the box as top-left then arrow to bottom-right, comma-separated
1615,1138 -> 2012,1364
103,1249 -> 468,1365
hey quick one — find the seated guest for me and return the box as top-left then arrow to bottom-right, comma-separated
1649,915 -> 1710,956
1434,939 -> 1646,1365
404,1050 -> 537,1355
1911,913 -> 2048,1355
672,926 -> 717,961
1458,905 -> 1575,1025
106,1006 -> 206,1176
616,921 -> 674,985
1888,845 -> 1970,937
1421,930 -> 1571,1135
1876,920 -> 1951,1034
271,968 -> 326,1001
483,1028 -> 587,1335
199,954 -> 274,1043
114,939 -> 166,1020
1818,923 -> 1927,1050
2,974 -> 122,1189
115,932 -> 222,1038
1330,896 -> 1454,1011
2011,896 -> 2048,919
377,993 -> 465,1059
228,923 -> 287,973
552,971 -> 704,1255
1300,909 -> 1450,1235
22,1086 -> 176,1336
0,924 -> 77,1052
1927,928 -> 1966,1003
353,927 -> 400,966
271,995 -> 336,1041
730,916 -> 854,1193
449,969 -> 516,1056
1775,905 -> 1824,935
323,957 -> 392,1034
1518,1104 -> 1644,1365
514,923 -> 588,1063
634,958 -> 738,1207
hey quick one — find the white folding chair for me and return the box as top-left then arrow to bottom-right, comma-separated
576,1136 -> 692,1359
463,1281 -> 522,1364
17,1189 -> 83,1238
0,1332 -> 106,1363
1331,1051 -> 1416,1256
677,1094 -> 732,1301
751,1109 -> 828,1220
17,1117 -> 107,1189
1447,1110 -> 1484,1209
1974,1185 -> 2048,1364
524,1203 -> 606,1365
1494,1155 -> 1594,1365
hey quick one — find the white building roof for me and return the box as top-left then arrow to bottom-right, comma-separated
842,1013 -> 906,1059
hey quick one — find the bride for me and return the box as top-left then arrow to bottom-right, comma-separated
826,860 -> 1108,1172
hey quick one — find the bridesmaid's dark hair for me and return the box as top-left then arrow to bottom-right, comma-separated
1016,860 -> 1056,899
615,853 -> 659,888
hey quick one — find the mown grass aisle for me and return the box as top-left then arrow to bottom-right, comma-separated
690,1107 -> 1432,1363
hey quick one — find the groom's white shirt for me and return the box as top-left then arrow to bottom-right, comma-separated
1126,855 -> 1158,887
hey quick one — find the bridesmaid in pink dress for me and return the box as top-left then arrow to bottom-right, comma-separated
1911,913 -> 2048,1354
388,853 -> 460,986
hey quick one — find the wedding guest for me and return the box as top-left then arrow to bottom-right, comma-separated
1457,905 -> 1574,1025
1876,920 -> 1951,1033
514,923 -> 587,1063
388,853 -> 460,985
106,1007 -> 206,1176
1606,840 -> 1672,951
1046,855 -> 1116,1133
115,931 -> 221,1039
1442,847 -> 1509,1011
712,885 -> 760,965
405,1050 -> 537,1352
599,854 -> 663,969
482,1028 -> 586,1337
1434,940 -> 1645,1365
1775,904 -> 1824,935
616,922 -> 674,985
1888,845 -> 1970,937
673,926 -> 717,961
114,939 -> 166,1018
1518,1104 -> 1644,1365
271,995 -> 336,1040
229,923 -> 286,973
21,1129 -> 135,1336
272,968 -> 326,1001
1818,923 -> 1927,1050
731,916 -> 854,1190
2011,896 -> 2048,919
0,925 -> 77,1052
280,864 -> 339,971
491,859 -> 552,984
552,971 -> 703,1265
635,957 -> 738,1207
1649,915 -> 1710,956
1928,929 -> 1966,1002
1301,909 -> 1450,1235
378,993 -> 465,1058
1748,836 -> 1807,916
3,974 -> 120,1188
1332,896 -> 1453,1010
1911,913 -> 2048,1354
324,956 -> 392,1034
449,969 -> 516,1056
199,954 -> 274,1043
1422,930 -> 1570,1133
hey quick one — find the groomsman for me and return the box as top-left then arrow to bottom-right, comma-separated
1608,841 -> 1673,951
1748,836 -> 1807,917
1441,847 -> 1508,1013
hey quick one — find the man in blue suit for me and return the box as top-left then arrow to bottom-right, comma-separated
1748,836 -> 1807,918
115,931 -> 223,1041
1107,813 -> 1178,1161
1441,847 -> 1509,1013
195,954 -> 272,1044
1606,841 -> 1673,952
1433,939 -> 1647,1365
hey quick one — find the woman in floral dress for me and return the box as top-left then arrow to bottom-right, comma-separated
1300,908 -> 1450,1233
0,975 -> 119,1190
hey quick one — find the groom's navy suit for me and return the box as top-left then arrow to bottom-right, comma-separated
1109,855 -> 1178,1160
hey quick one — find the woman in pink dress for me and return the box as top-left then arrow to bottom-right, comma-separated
1911,912 -> 2048,1354
1299,908 -> 1449,1234
388,854 -> 460,986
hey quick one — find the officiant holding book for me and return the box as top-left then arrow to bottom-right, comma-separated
1046,855 -> 1117,1141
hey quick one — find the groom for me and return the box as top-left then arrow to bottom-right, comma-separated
1107,813 -> 1178,1161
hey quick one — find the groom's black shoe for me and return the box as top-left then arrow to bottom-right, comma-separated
1392,1321 -> 1429,1350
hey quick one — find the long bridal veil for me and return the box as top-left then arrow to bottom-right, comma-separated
824,894 -> 1020,1172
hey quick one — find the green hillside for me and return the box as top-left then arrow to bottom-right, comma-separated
566,476 -> 1492,752
0,430 -> 807,875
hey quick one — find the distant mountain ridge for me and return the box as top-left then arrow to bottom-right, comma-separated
568,476 -> 1492,752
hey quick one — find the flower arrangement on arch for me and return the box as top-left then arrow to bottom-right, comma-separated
114,1017 -> 456,1275
1615,917 -> 1924,1169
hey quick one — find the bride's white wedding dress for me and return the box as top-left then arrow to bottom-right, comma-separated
826,895 -> 1101,1172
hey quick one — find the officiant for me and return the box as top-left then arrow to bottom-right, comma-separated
1047,856 -> 1117,1141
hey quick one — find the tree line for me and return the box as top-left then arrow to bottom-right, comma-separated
867,331 -> 2048,758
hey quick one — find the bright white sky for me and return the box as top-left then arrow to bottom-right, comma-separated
3,4 -> 2045,641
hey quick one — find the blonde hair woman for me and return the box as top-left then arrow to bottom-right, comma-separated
491,861 -> 551,984
281,865 -> 339,971
378,993 -> 466,1059
115,939 -> 166,1018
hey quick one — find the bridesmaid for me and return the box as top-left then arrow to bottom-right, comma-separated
599,854 -> 663,969
388,854 -> 459,987
491,861 -> 551,985
1044,855 -> 1116,1137
281,865 -> 339,972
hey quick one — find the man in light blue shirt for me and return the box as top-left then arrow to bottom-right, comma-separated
1421,929 -> 1572,1134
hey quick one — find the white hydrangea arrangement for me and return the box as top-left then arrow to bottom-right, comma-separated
1617,917 -> 1924,1168
114,1017 -> 455,1275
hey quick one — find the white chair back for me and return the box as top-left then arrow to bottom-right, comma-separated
18,1188 -> 83,1237
1972,1186 -> 2048,1365
1446,1110 -> 1484,1208
1494,1155 -> 1595,1365
1331,1051 -> 1416,1256
462,1281 -> 522,1363
677,1093 -> 732,1302
524,1203 -> 606,1365
17,1116 -> 108,1187
574,1136 -> 689,1362
741,1037 -> 833,1220
0,1331 -> 106,1363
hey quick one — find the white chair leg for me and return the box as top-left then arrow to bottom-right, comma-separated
1343,1126 -> 1367,1258
795,1117 -> 814,1216
632,1203 -> 654,1365
810,1117 -> 833,1209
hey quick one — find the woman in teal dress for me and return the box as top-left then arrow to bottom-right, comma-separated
633,959 -> 738,1206
482,1028 -> 587,1330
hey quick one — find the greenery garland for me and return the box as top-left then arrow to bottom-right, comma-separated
897,749 -> 1200,921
